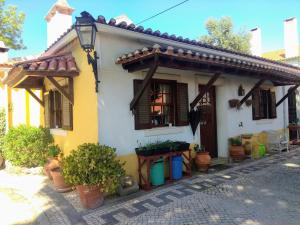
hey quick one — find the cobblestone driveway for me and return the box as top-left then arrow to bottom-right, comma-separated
1,149 -> 300,225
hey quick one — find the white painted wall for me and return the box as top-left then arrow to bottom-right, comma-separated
47,12 -> 72,47
96,33 -> 288,158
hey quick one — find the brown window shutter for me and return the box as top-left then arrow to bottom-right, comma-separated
44,93 -> 50,128
252,88 -> 261,120
62,89 -> 73,130
175,83 -> 189,126
133,79 -> 151,130
269,91 -> 277,118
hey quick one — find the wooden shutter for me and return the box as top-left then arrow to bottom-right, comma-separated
252,89 -> 261,120
45,91 -> 54,128
175,83 -> 189,126
44,93 -> 50,128
62,88 -> 73,130
133,79 -> 151,130
269,91 -> 277,118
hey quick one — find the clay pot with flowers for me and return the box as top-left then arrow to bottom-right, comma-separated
62,143 -> 125,209
229,137 -> 245,161
44,144 -> 61,179
194,144 -> 211,172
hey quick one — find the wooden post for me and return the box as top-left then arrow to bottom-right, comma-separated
238,79 -> 265,107
25,88 -> 44,107
130,56 -> 158,110
276,84 -> 300,107
46,77 -> 74,105
190,72 -> 221,109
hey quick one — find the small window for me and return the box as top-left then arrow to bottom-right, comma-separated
150,81 -> 175,127
134,79 -> 189,130
252,88 -> 277,120
44,88 -> 73,130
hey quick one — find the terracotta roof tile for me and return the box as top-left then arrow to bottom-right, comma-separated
116,44 -> 300,80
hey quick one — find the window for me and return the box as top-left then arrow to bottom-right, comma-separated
252,88 -> 277,120
44,89 -> 73,130
133,79 -> 189,130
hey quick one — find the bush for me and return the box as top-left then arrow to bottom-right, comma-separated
0,108 -> 6,156
62,143 -> 125,193
3,125 -> 54,167
47,144 -> 61,158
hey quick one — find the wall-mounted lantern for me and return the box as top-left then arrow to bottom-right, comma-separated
238,85 -> 245,96
75,11 -> 100,92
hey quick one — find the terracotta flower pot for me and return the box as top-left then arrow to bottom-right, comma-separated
76,185 -> 104,209
230,145 -> 245,161
195,152 -> 211,172
50,167 -> 72,192
44,158 -> 60,179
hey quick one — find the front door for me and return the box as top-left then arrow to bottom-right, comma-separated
288,88 -> 297,140
198,85 -> 218,158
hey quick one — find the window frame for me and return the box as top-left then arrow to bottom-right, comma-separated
150,79 -> 176,128
252,88 -> 277,120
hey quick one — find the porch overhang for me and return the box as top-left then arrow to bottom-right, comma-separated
116,44 -> 300,86
2,53 -> 79,89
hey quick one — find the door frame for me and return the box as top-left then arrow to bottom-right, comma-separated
198,84 -> 218,158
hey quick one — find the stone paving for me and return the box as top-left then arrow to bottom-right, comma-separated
1,149 -> 300,225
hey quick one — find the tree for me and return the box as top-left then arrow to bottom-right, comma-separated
199,17 -> 250,54
0,0 -> 25,50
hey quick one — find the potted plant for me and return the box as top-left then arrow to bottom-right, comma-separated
44,144 -> 61,179
62,143 -> 125,209
194,144 -> 211,172
50,166 -> 72,192
228,99 -> 239,108
229,137 -> 245,161
173,141 -> 190,152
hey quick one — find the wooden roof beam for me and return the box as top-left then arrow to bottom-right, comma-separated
130,56 -> 159,110
238,79 -> 266,108
190,72 -> 221,109
276,84 -> 300,107
25,88 -> 44,107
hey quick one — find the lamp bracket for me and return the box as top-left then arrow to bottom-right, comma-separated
87,51 -> 100,92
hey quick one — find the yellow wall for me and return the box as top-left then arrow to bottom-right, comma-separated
51,43 -> 98,155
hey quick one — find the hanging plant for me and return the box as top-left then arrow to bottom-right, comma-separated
245,99 -> 252,107
228,99 -> 239,108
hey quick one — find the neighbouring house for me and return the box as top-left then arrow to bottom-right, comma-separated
2,0 -> 300,179
0,41 -> 42,130
255,17 -> 300,140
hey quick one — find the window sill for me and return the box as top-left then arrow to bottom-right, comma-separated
254,119 -> 275,125
143,126 -> 185,137
50,129 -> 68,137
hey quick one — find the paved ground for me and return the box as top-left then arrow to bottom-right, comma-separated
1,149 -> 300,225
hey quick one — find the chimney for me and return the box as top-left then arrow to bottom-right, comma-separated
284,17 -> 299,58
45,0 -> 74,47
115,14 -> 134,25
250,27 -> 262,57
0,41 -> 9,63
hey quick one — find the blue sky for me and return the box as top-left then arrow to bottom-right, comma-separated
6,0 -> 300,58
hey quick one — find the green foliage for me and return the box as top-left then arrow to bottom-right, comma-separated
229,137 -> 242,146
2,125 -> 54,167
0,108 -> 6,156
194,144 -> 205,153
47,144 -> 61,158
0,0 -> 25,50
199,17 -> 251,54
62,143 -> 125,193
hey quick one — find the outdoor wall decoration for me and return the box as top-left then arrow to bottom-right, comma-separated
238,85 -> 245,96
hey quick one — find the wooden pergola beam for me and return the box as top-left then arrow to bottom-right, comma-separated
130,56 -> 159,110
238,79 -> 265,107
276,84 -> 300,107
25,88 -> 44,107
190,72 -> 221,109
46,77 -> 74,105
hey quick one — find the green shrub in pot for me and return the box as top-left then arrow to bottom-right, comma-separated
62,143 -> 125,208
3,125 -> 53,167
